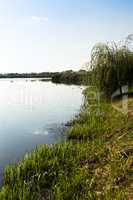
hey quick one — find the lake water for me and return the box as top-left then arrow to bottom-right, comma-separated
0,78 -> 83,176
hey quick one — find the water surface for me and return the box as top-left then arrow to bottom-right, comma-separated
0,78 -> 83,175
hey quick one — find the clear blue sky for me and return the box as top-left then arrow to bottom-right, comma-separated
0,0 -> 133,73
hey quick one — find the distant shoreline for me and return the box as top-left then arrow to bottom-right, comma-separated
0,70 -> 90,85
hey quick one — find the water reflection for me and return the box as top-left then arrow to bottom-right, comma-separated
0,78 -> 83,174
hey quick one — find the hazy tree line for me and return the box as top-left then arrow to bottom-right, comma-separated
0,71 -> 90,85
0,72 -> 56,78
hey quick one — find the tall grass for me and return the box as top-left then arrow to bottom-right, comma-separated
0,88 -> 132,199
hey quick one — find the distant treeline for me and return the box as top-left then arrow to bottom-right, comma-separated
0,72 -> 56,78
0,70 -> 91,85
52,70 -> 91,85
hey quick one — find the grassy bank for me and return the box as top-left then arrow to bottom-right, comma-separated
0,88 -> 133,199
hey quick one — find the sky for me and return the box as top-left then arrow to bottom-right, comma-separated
0,0 -> 133,73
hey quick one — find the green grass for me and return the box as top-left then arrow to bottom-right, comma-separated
0,87 -> 133,199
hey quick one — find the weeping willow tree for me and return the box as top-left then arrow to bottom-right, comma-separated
90,38 -> 133,97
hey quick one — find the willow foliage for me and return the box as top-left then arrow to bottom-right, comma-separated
90,42 -> 133,97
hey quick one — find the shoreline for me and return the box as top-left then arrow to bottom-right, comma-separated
0,87 -> 133,199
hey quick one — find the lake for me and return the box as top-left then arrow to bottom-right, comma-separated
0,78 -> 83,177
